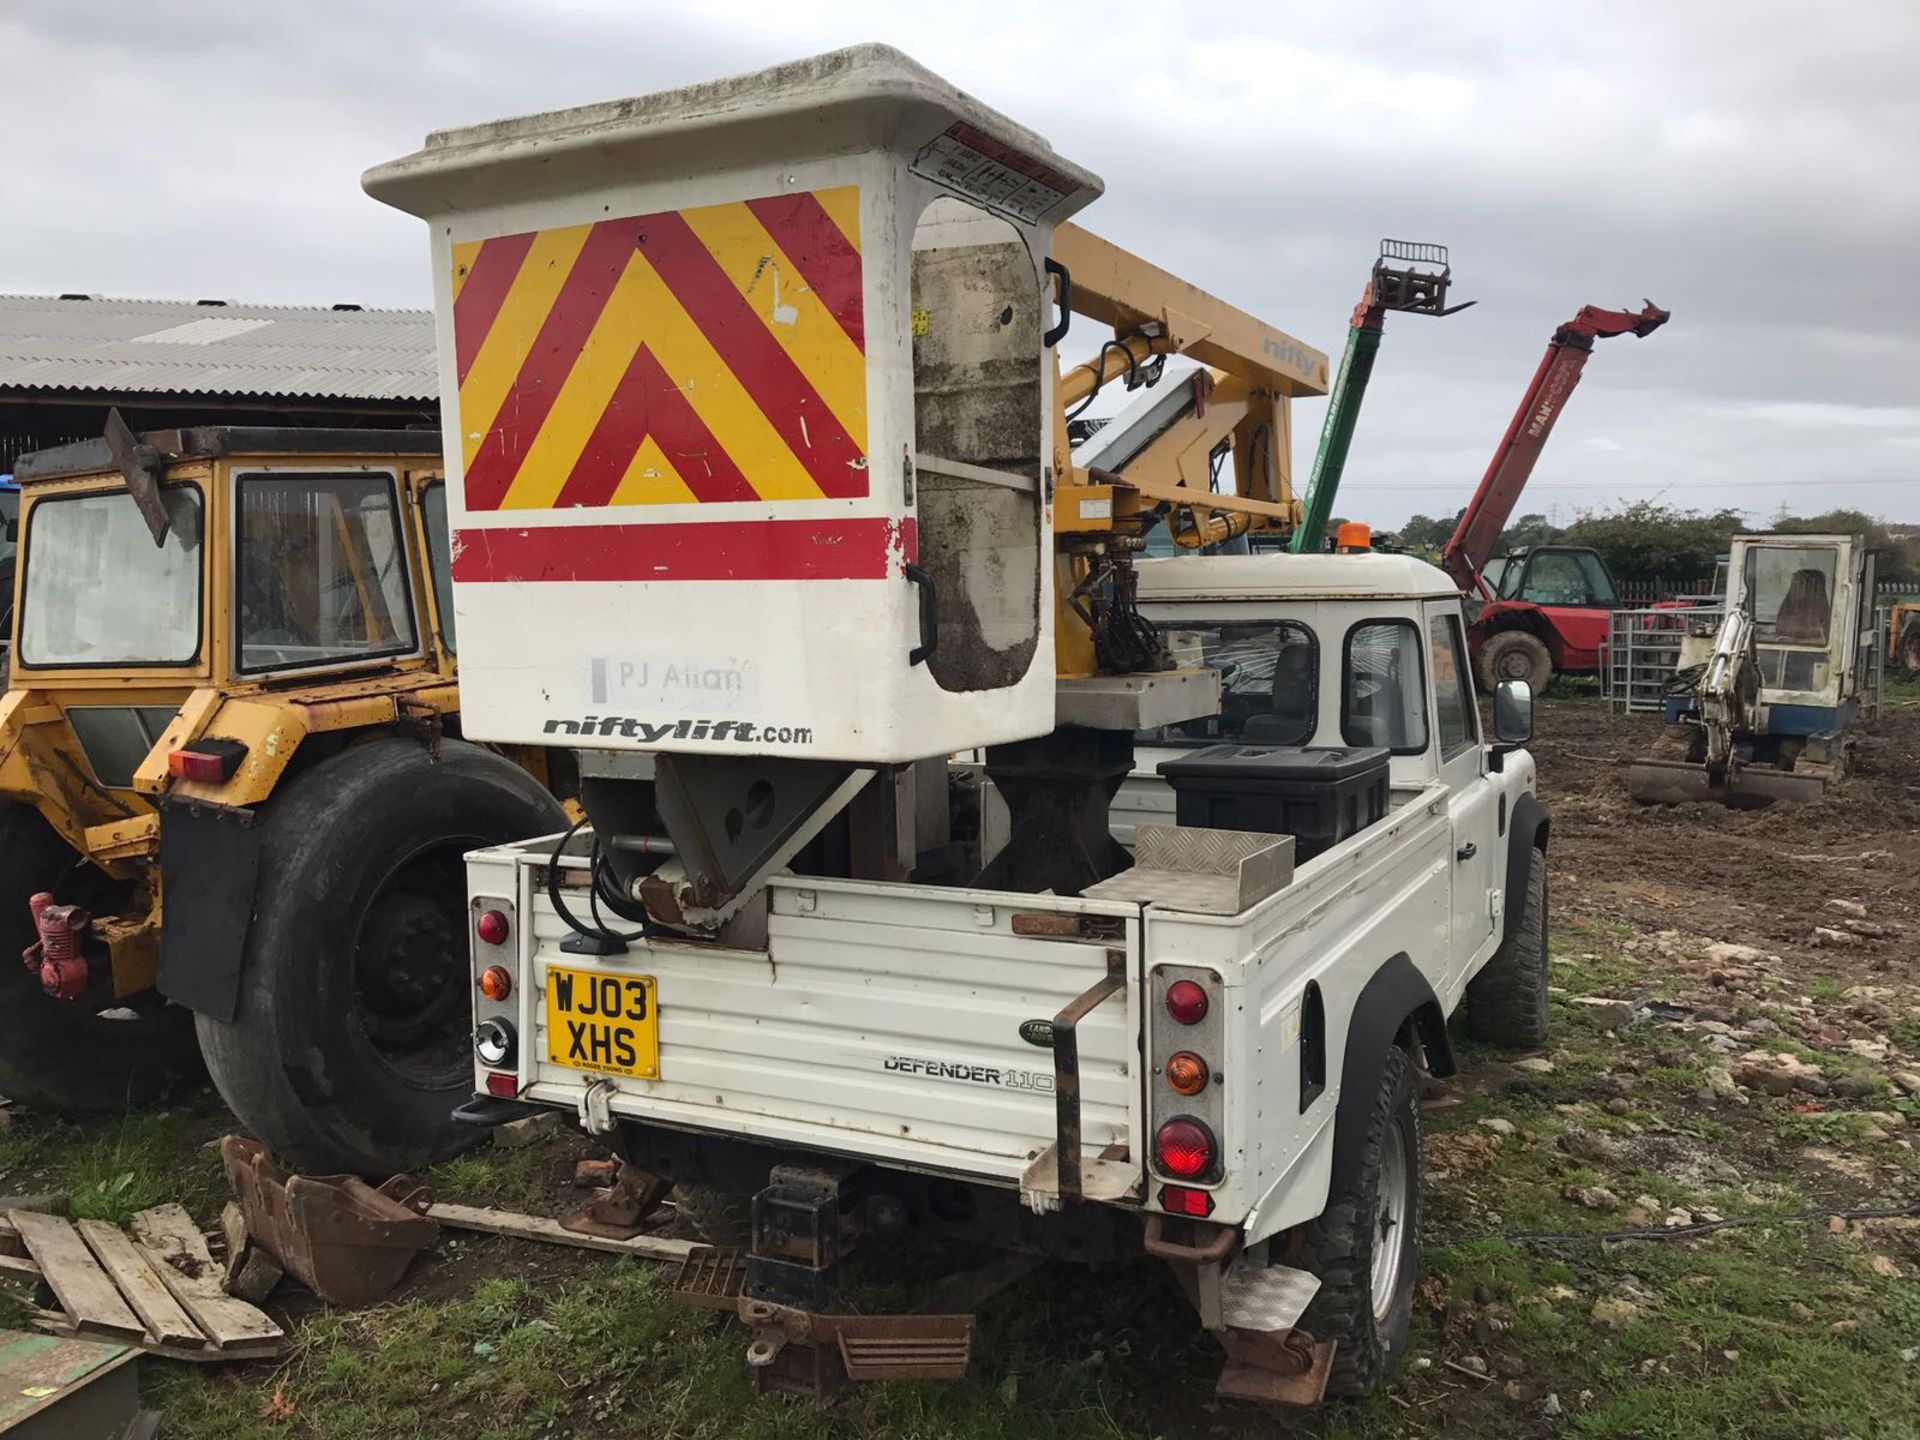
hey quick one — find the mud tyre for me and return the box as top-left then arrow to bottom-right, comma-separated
675,1183 -> 756,1247
1466,846 -> 1550,1048
196,739 -> 565,1177
1899,622 -> 1920,680
0,803 -> 200,1111
1476,629 -> 1553,695
1297,1043 -> 1422,1397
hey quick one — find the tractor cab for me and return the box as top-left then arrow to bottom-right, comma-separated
4,425 -> 453,804
1490,544 -> 1618,610
1725,533 -> 1874,709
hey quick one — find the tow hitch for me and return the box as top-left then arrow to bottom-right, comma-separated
24,892 -> 90,1000
668,1164 -> 979,1399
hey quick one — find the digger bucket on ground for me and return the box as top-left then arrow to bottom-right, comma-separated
222,1136 -> 440,1307
1623,758 -> 1835,808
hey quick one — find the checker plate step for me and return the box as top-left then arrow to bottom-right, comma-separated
835,1314 -> 973,1381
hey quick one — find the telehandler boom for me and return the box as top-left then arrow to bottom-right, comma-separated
1441,299 -> 1669,690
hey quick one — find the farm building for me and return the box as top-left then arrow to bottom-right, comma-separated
0,292 -> 437,473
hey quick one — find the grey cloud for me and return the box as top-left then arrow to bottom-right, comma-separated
1,0 -> 1912,525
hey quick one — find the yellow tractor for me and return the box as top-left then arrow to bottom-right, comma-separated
0,420 -> 565,1173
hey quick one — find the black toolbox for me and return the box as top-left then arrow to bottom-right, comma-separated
1156,745 -> 1391,862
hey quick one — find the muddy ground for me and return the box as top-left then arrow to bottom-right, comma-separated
4,689 -> 1917,1438
1532,689 -> 1920,954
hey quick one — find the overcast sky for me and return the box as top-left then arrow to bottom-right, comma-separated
3,0 -> 1915,527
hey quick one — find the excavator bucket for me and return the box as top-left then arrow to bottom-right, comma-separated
1623,758 -> 1837,808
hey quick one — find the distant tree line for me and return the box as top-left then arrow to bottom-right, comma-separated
1390,504 -> 1920,585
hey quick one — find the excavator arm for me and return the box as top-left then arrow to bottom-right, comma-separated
1441,300 -> 1669,594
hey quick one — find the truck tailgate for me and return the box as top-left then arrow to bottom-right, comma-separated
520,868 -> 1142,1185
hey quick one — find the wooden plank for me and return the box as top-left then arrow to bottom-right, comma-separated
0,1214 -> 21,1256
126,1206 -> 281,1350
7,1212 -> 144,1343
428,1203 -> 694,1261
28,1312 -> 279,1366
75,1220 -> 203,1350
0,1254 -> 41,1281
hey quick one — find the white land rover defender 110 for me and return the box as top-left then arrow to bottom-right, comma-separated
367,46 -> 1551,1404
456,553 -> 1549,1402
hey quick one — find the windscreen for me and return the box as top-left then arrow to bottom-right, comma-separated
19,487 -> 203,666
1744,546 -> 1837,646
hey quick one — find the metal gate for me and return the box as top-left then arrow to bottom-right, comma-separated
1604,605 -> 1722,713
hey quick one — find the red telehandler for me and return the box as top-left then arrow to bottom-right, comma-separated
1441,300 -> 1670,692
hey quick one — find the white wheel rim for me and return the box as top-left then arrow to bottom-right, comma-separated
1370,1122 -> 1411,1321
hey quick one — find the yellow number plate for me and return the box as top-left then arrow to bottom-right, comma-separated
543,966 -> 659,1080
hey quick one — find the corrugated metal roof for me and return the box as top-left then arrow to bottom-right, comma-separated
0,293 -> 436,402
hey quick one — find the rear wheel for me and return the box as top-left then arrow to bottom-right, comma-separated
1476,629 -> 1553,695
1297,1044 -> 1422,1397
196,739 -> 565,1177
1466,847 -> 1550,1048
0,804 -> 199,1111
1899,622 -> 1920,680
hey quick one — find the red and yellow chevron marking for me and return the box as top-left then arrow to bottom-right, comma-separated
449,186 -> 866,512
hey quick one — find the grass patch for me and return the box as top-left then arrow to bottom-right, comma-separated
424,1142 -> 545,1209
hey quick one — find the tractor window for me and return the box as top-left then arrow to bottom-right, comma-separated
237,472 -> 417,673
1575,552 -> 1617,606
420,481 -> 455,653
1343,620 -> 1428,754
0,487 -> 18,635
1519,551 -> 1599,607
1141,620 -> 1318,747
18,486 -> 203,667
1744,546 -> 1837,647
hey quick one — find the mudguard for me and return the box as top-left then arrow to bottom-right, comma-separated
1330,953 -> 1454,1194
157,803 -> 261,1021
1502,793 -> 1549,946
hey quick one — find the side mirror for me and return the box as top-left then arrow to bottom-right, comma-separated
1494,679 -> 1534,745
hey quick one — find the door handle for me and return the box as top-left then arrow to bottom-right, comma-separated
1456,842 -> 1477,862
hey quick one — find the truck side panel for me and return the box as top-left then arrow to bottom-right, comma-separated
1142,786 -> 1452,1240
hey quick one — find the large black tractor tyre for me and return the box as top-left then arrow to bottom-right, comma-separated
1476,628 -> 1553,695
1899,620 -> 1920,681
1466,846 -> 1550,1048
196,739 -> 565,1178
1297,1043 -> 1422,1398
0,804 -> 201,1111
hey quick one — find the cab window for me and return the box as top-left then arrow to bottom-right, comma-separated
1143,620 -> 1318,747
237,472 -> 416,673
420,481 -> 455,652
19,487 -> 203,667
1343,620 -> 1428,754
1428,613 -> 1478,759
1520,551 -> 1596,606
1745,546 -> 1837,646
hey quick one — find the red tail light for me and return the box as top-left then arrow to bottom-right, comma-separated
485,1072 -> 518,1098
167,740 -> 248,783
1154,1116 -> 1217,1180
1159,1184 -> 1215,1217
1165,979 -> 1209,1025
475,909 -> 510,947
